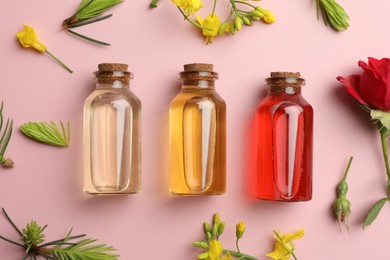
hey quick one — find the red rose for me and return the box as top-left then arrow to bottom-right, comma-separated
337,57 -> 390,111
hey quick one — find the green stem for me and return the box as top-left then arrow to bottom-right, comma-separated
235,1 -> 256,9
211,0 -> 217,17
342,156 -> 353,182
236,238 -> 240,253
229,0 -> 240,15
291,251 -> 298,260
223,249 -> 258,260
177,7 -> 212,31
150,0 -> 159,8
45,50 -> 73,73
381,128 -> 390,197
379,128 -> 390,180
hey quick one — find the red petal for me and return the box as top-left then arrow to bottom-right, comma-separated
337,75 -> 368,106
367,57 -> 390,83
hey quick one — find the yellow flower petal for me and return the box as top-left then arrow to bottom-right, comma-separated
282,229 -> 304,243
172,0 -> 204,15
208,240 -> 223,260
16,24 -> 47,53
201,14 -> 220,36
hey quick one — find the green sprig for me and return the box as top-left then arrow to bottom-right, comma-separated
20,121 -> 71,147
0,102 -> 14,168
314,0 -> 350,31
0,208 -> 119,260
63,0 -> 123,45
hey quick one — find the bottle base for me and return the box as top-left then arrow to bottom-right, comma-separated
256,195 -> 311,202
170,190 -> 225,196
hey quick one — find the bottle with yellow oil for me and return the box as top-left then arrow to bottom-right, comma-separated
169,63 -> 226,195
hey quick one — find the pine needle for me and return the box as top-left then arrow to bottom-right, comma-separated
20,121 -> 70,147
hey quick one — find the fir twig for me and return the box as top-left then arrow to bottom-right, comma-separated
62,0 -> 122,46
314,0 -> 350,31
0,102 -> 14,168
0,208 -> 119,260
20,121 -> 71,147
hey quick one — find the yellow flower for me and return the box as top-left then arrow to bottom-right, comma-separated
16,24 -> 47,52
196,14 -> 221,44
197,240 -> 233,260
236,222 -> 245,239
16,25 -> 73,73
172,0 -> 204,15
255,7 -> 276,24
266,229 -> 304,260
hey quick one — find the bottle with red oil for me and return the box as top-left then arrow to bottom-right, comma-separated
255,72 -> 313,201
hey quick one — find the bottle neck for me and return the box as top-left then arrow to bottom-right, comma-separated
94,71 -> 132,89
96,80 -> 130,89
266,77 -> 304,95
179,71 -> 218,90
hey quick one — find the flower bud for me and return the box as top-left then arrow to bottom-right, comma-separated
212,223 -> 218,236
197,252 -> 209,260
230,22 -> 236,35
213,213 -> 221,225
236,222 -> 245,239
206,231 -> 213,241
193,241 -> 202,247
262,10 -> 275,24
242,16 -> 252,26
204,222 -> 211,233
218,22 -> 227,35
250,10 -> 264,18
333,197 -> 351,231
218,222 -> 225,235
234,17 -> 242,31
200,241 -> 209,249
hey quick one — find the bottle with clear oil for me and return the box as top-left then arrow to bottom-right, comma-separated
255,72 -> 313,201
83,63 -> 141,195
169,63 -> 226,195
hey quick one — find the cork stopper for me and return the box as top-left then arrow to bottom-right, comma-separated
270,72 -> 300,78
184,63 -> 214,72
98,63 -> 128,72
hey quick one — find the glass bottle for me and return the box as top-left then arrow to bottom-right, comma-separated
83,63 -> 141,195
255,72 -> 313,201
169,63 -> 226,195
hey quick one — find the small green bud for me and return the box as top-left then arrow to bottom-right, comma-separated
213,213 -> 221,225
230,22 -> 236,35
234,16 -> 242,31
337,181 -> 348,196
218,222 -> 225,235
218,23 -> 227,35
212,223 -> 218,236
197,252 -> 209,260
204,222 -> 211,233
242,16 -> 252,26
192,241 -> 202,247
251,16 -> 261,21
200,241 -> 209,249
206,231 -> 213,241
250,10 -> 264,18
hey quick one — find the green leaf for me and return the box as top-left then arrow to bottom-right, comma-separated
363,198 -> 389,228
20,121 -> 71,147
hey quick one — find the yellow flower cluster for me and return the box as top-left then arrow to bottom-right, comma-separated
171,0 -> 275,44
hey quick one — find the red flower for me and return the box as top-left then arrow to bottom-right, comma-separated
337,57 -> 390,111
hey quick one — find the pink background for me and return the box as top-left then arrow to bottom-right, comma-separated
1,0 -> 390,259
